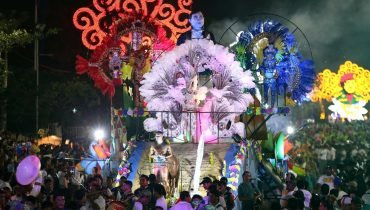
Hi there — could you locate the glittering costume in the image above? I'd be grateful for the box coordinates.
[260,44,278,106]
[235,19,315,105]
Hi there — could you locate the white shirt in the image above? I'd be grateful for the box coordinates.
[317,175,335,190]
[170,201,193,210]
[362,190,370,205]
[156,196,167,210]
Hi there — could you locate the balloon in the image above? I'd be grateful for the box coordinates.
[30,172,43,197]
[16,155,41,185]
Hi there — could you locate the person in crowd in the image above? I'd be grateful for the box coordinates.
[317,166,335,190]
[153,183,167,210]
[292,190,305,210]
[170,191,192,210]
[204,189,224,210]
[53,190,69,210]
[120,180,136,209]
[200,177,212,204]
[134,174,151,197]
[362,182,370,210]
[112,176,127,199]
[85,177,105,210]
[191,194,203,210]
[238,171,261,210]
[288,179,312,209]
[310,193,321,210]
[217,180,235,210]
[133,191,151,210]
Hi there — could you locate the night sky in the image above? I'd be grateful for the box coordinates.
[2,0,370,74]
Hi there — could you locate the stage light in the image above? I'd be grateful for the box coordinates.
[94,129,105,140]
[287,126,295,135]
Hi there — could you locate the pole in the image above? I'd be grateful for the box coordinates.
[34,0,39,132]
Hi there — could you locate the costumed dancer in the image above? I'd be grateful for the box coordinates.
[149,132,179,196]
[260,44,278,107]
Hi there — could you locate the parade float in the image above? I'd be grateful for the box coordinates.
[71,0,315,200]
[311,61,369,121]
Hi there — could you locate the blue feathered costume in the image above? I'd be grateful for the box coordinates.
[235,20,315,106]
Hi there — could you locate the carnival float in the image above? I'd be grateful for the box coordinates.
[41,0,315,200]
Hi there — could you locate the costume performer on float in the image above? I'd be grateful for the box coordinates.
[176,10,215,45]
[149,132,179,196]
[260,44,279,107]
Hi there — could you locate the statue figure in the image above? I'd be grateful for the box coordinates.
[177,10,215,45]
[149,131,179,196]
[260,44,278,107]
[131,46,150,107]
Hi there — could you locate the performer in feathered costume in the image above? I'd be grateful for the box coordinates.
[75,35,121,97]
[235,20,315,106]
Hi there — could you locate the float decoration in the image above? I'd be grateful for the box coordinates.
[75,11,165,98]
[140,39,256,140]
[311,61,369,121]
[235,19,315,106]
[73,0,192,50]
[228,140,260,193]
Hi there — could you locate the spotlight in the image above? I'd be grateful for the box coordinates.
[94,129,105,140]
[287,126,295,135]
[232,134,242,143]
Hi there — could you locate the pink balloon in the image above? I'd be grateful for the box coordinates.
[16,155,41,185]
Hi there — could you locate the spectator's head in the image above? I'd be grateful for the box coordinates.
[87,177,99,191]
[138,190,151,205]
[326,166,333,176]
[296,179,306,190]
[200,177,212,190]
[139,174,149,188]
[320,184,330,196]
[180,191,191,202]
[44,177,54,191]
[191,194,203,208]
[242,171,252,183]
[122,180,133,193]
[94,174,103,187]
[208,189,220,205]
[149,174,157,184]
[155,207,164,210]
[310,193,320,210]
[153,184,166,198]
[217,180,227,192]
[119,176,127,186]
[219,177,228,184]
[329,188,339,198]
[53,191,66,210]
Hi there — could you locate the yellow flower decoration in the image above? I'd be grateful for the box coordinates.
[311,61,370,103]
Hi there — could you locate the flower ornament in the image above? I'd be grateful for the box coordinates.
[140,39,255,139]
